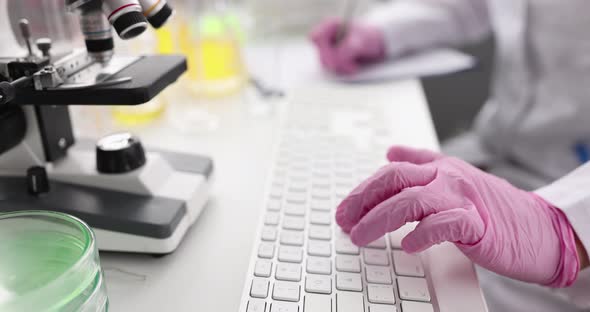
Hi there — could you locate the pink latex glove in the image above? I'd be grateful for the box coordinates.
[337,146,580,287]
[310,18,386,75]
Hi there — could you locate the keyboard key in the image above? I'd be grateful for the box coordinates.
[273,177,286,187]
[258,243,275,259]
[278,246,303,263]
[312,170,331,179]
[334,179,355,190]
[270,187,283,199]
[311,178,331,188]
[247,299,266,312]
[311,189,331,200]
[286,193,307,204]
[336,272,363,292]
[389,224,414,249]
[310,199,332,212]
[367,284,395,305]
[334,169,354,178]
[284,203,306,216]
[304,294,332,312]
[335,194,347,201]
[283,216,305,231]
[397,276,431,302]
[335,255,361,273]
[310,212,332,225]
[307,240,331,257]
[305,275,332,294]
[275,167,288,177]
[306,256,332,275]
[273,281,300,302]
[290,161,310,171]
[336,237,360,255]
[289,160,309,171]
[334,184,353,195]
[308,225,332,240]
[250,278,269,298]
[276,263,302,282]
[336,292,364,312]
[364,249,389,266]
[268,199,282,211]
[254,260,272,277]
[288,182,308,193]
[369,304,397,312]
[392,250,425,277]
[265,212,280,226]
[271,301,299,312]
[365,265,392,284]
[261,227,278,242]
[289,178,309,187]
[400,301,434,312]
[366,236,387,249]
[281,230,305,246]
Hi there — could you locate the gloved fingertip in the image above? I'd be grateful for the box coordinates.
[310,29,326,45]
[350,227,369,247]
[401,238,423,254]
[386,146,401,162]
[336,208,355,232]
[310,18,341,42]
[401,245,419,254]
[386,145,443,164]
[335,62,359,76]
[319,54,335,71]
[400,232,430,254]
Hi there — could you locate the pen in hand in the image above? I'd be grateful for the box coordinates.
[334,0,360,43]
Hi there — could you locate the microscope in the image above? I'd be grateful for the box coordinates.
[0,0,213,254]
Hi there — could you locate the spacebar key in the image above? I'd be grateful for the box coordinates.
[337,292,364,312]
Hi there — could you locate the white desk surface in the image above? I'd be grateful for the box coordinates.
[89,38,439,312]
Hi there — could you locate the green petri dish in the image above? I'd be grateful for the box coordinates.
[0,211,108,312]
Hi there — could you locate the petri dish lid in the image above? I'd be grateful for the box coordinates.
[0,211,100,312]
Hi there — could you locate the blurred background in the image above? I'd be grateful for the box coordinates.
[0,0,493,143]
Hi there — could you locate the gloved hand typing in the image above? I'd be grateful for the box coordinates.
[337,146,580,287]
[310,18,386,75]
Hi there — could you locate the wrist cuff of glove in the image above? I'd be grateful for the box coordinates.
[533,194,581,288]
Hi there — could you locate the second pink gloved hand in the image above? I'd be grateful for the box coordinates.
[310,18,386,75]
[337,146,580,287]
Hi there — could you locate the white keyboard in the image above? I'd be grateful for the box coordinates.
[238,99,437,312]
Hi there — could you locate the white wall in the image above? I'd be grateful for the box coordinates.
[0,0,20,57]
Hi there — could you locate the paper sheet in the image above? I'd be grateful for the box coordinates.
[334,49,477,83]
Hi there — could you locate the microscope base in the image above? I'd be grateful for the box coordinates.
[0,150,213,254]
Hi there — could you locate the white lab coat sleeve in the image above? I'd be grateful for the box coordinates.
[535,163,590,308]
[360,0,491,58]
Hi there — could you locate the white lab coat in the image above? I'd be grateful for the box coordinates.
[362,0,590,310]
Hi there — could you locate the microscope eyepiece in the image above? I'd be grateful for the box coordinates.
[138,0,173,29]
[103,0,148,39]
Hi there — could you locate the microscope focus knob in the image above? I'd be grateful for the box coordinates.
[36,38,52,57]
[96,132,146,174]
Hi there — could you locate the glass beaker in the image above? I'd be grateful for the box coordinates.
[188,0,247,98]
[0,211,108,312]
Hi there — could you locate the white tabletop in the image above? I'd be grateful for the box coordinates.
[93,38,439,312]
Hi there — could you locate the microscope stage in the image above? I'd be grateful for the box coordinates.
[11,55,187,106]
